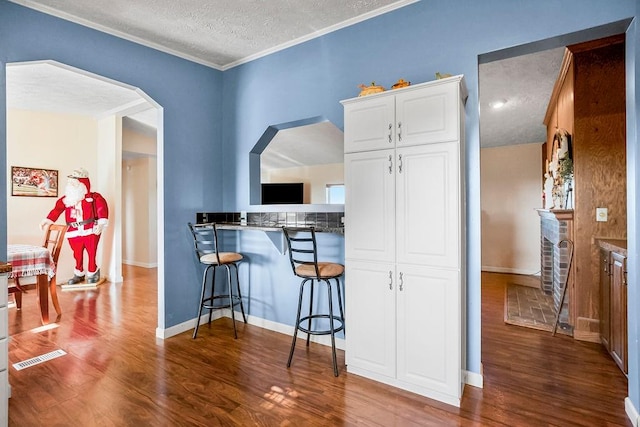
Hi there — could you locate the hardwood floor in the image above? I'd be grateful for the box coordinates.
[7,267,630,426]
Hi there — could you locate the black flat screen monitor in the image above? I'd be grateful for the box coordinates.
[261,183,304,204]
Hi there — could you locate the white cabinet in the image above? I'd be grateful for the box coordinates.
[344,149,395,262]
[344,78,461,153]
[342,75,466,407]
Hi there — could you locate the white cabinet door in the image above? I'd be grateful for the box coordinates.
[344,96,395,153]
[396,142,460,268]
[395,81,459,146]
[345,149,395,263]
[396,264,461,402]
[345,260,396,378]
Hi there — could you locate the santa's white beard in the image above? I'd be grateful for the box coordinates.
[64,183,87,207]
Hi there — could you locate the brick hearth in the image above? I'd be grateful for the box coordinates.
[538,209,574,331]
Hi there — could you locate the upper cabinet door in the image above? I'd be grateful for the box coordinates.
[344,96,395,153]
[395,82,459,147]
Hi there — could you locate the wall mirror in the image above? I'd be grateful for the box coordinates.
[249,116,344,206]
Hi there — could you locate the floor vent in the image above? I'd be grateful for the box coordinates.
[13,349,67,371]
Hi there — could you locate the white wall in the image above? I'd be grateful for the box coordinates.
[264,163,343,204]
[122,156,157,267]
[481,142,542,275]
[122,126,157,267]
[7,109,99,282]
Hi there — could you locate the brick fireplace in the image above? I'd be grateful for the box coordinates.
[538,209,574,332]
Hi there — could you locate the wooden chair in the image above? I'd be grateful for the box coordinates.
[9,224,68,315]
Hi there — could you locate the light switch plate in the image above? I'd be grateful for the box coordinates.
[596,207,608,222]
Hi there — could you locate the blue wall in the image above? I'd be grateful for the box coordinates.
[1,0,638,412]
[220,0,638,406]
[0,0,224,328]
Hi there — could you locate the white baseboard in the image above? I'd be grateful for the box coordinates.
[123,260,158,268]
[464,366,483,388]
[156,310,345,350]
[626,397,639,427]
[481,266,540,276]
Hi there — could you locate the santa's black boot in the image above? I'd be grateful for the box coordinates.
[68,275,85,285]
[87,269,101,284]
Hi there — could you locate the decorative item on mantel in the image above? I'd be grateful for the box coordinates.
[358,81,385,97]
[544,129,574,210]
[435,72,453,79]
[391,78,410,89]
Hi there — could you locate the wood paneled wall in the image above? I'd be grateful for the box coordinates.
[544,35,626,342]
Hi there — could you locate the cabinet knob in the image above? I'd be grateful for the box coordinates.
[388,271,393,290]
[397,122,402,142]
[388,155,393,174]
[399,272,404,291]
[388,123,393,143]
[398,154,403,173]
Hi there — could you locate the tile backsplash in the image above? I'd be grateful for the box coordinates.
[196,211,343,229]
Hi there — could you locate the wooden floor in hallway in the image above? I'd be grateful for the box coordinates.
[6,266,630,426]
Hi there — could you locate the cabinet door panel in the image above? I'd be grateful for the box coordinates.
[345,261,396,378]
[395,82,459,146]
[396,143,459,268]
[599,250,610,351]
[345,150,395,262]
[396,265,461,398]
[344,96,395,153]
[610,252,627,374]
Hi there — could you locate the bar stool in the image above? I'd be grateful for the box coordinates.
[188,222,247,339]
[283,226,345,376]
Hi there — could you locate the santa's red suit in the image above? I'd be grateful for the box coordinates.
[41,169,108,284]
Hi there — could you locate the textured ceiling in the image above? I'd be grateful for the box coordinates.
[479,47,566,148]
[7,62,142,116]
[6,0,565,149]
[10,0,415,69]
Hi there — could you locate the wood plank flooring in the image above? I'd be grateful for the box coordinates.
[7,267,630,426]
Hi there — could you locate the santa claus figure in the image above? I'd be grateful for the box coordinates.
[40,168,109,285]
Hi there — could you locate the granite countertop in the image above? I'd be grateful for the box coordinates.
[596,238,627,256]
[0,262,12,274]
[216,222,344,234]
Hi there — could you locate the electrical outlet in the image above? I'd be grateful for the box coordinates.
[596,207,608,222]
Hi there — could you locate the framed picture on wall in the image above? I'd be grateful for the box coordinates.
[11,166,59,197]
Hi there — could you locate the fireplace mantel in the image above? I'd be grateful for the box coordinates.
[536,209,574,221]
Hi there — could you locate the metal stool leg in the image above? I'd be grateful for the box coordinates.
[335,277,345,328]
[288,278,308,368]
[233,263,247,323]
[208,267,217,326]
[226,264,238,339]
[193,265,211,339]
[326,279,339,377]
[306,280,314,347]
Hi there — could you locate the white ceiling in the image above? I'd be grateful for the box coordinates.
[5,0,565,150]
[262,121,344,171]
[10,0,415,70]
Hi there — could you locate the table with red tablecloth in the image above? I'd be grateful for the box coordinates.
[8,244,55,324]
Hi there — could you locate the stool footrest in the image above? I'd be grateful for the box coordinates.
[297,314,344,335]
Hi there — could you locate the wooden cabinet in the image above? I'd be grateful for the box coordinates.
[610,251,627,374]
[342,76,466,407]
[599,249,610,351]
[598,243,627,375]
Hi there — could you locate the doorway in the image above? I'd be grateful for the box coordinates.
[6,60,163,330]
[478,30,629,396]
